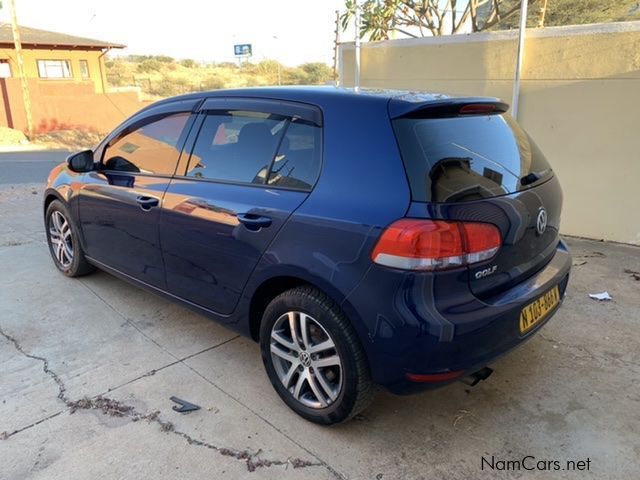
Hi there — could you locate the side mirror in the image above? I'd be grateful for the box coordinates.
[67,150,94,173]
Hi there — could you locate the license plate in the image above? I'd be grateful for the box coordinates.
[519,285,560,334]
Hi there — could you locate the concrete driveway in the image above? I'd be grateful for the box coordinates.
[1,176,639,478]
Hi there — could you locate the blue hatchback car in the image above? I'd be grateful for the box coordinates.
[44,87,570,424]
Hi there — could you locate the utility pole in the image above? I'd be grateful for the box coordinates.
[8,0,33,135]
[272,35,281,86]
[511,0,529,120]
[354,0,361,92]
[332,10,341,85]
[537,0,548,28]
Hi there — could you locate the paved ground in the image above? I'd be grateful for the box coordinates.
[0,172,639,478]
[0,151,70,185]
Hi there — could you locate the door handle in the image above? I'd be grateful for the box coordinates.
[136,195,159,211]
[237,213,272,231]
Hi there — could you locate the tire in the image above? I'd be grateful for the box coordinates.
[260,286,373,424]
[45,199,95,277]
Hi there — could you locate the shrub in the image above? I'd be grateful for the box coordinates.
[216,62,238,69]
[283,67,309,85]
[180,58,197,68]
[148,79,178,97]
[148,75,192,97]
[201,77,225,90]
[137,59,162,73]
[300,62,333,84]
[154,55,174,63]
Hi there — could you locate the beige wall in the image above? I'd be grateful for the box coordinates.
[340,22,640,245]
[0,47,108,93]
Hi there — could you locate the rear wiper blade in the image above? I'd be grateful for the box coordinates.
[520,169,551,186]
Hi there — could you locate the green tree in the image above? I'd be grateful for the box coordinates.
[343,0,640,40]
[341,0,540,39]
[498,0,640,29]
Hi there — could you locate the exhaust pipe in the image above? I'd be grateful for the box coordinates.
[460,367,493,387]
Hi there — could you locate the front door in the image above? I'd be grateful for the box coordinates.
[78,112,193,288]
[159,99,323,314]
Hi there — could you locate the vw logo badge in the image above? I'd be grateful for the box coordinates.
[536,208,548,236]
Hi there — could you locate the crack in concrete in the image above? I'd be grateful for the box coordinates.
[0,328,70,404]
[65,396,318,472]
[0,239,33,247]
[75,277,345,477]
[0,326,323,473]
[181,360,347,480]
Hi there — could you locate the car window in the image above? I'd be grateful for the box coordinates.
[186,111,286,184]
[392,114,552,202]
[267,120,321,190]
[103,112,191,175]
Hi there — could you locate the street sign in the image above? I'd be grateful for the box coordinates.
[234,44,252,57]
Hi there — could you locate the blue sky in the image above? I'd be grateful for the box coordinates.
[0,0,349,65]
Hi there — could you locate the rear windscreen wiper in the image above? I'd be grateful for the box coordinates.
[520,169,551,186]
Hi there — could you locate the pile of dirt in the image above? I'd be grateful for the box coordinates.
[0,126,28,145]
[32,129,103,151]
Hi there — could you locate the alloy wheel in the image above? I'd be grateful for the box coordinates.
[49,210,74,268]
[270,311,343,409]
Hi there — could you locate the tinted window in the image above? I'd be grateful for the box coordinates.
[392,114,552,203]
[103,113,190,175]
[267,120,321,190]
[186,111,286,184]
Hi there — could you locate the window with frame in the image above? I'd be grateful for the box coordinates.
[37,60,72,79]
[0,60,11,78]
[103,112,191,175]
[79,60,90,79]
[267,120,321,190]
[187,111,285,184]
[186,110,321,190]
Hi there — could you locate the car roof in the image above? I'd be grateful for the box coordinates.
[141,85,506,119]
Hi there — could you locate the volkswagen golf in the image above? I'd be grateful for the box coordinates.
[44,87,570,424]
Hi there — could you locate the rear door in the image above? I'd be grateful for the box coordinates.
[393,104,562,298]
[79,109,195,288]
[159,98,322,315]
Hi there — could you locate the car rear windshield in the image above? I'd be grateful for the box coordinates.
[392,114,552,203]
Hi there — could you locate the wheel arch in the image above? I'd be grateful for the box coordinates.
[247,272,361,343]
[43,189,64,215]
[249,276,312,342]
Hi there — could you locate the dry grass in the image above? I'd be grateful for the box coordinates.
[106,57,334,100]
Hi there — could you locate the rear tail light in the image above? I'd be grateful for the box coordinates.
[371,219,501,271]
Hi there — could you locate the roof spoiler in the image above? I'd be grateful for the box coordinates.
[389,97,510,120]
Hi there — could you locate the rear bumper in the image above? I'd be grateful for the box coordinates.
[343,239,571,395]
